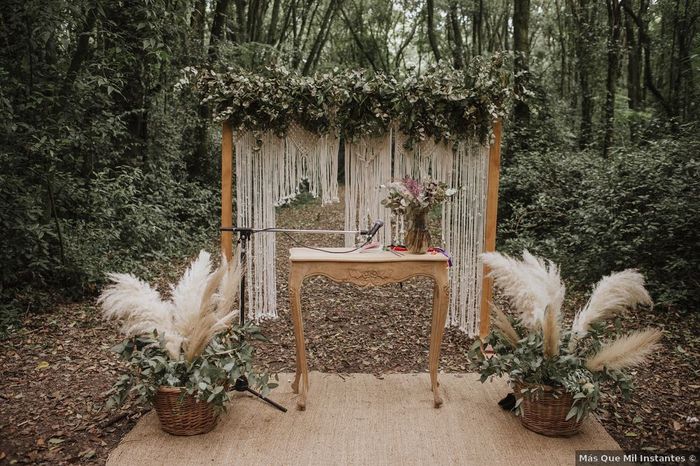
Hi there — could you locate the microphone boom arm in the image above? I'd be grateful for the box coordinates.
[221,224,384,238]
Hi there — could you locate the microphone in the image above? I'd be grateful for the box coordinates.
[365,220,384,241]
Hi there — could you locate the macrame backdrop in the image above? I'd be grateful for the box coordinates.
[234,132,279,320]
[343,131,393,247]
[234,127,489,335]
[441,141,489,334]
[393,134,489,335]
[234,129,339,320]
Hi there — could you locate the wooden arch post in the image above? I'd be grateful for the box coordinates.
[479,120,502,339]
[221,121,234,261]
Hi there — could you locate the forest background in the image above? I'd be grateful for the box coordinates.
[1,0,698,330]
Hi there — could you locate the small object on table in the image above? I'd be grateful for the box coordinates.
[359,241,382,253]
[405,210,431,254]
[427,247,453,267]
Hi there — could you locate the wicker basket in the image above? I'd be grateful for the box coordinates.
[514,383,584,437]
[153,386,218,436]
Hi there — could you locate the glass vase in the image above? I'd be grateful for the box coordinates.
[405,210,430,254]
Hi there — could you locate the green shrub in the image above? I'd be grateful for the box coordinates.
[63,167,218,290]
[0,164,218,331]
[499,129,699,308]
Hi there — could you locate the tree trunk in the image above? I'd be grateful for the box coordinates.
[302,0,337,75]
[472,0,483,56]
[602,0,622,158]
[503,3,510,51]
[676,0,695,120]
[267,0,282,44]
[394,15,419,68]
[554,0,567,98]
[668,0,680,111]
[234,0,247,44]
[569,0,595,148]
[209,0,232,59]
[190,0,207,56]
[624,0,643,141]
[194,0,231,180]
[62,6,97,94]
[311,11,335,71]
[275,0,295,47]
[621,0,673,116]
[340,6,380,71]
[426,0,441,62]
[299,1,321,63]
[449,3,465,69]
[513,0,531,127]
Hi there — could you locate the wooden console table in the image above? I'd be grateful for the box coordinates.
[288,247,450,410]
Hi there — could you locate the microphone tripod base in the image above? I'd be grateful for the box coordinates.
[233,376,287,413]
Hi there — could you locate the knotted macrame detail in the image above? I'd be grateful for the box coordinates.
[287,122,340,205]
[441,140,489,334]
[343,131,393,247]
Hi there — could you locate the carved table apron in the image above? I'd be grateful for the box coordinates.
[288,247,450,410]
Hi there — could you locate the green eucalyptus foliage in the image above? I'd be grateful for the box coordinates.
[468,320,633,422]
[196,53,513,144]
[108,323,277,412]
[399,55,512,146]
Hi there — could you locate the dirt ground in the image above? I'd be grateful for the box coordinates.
[1,195,697,465]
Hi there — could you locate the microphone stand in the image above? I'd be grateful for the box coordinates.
[232,228,287,413]
[221,224,381,413]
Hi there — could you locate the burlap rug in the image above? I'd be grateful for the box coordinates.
[108,372,619,465]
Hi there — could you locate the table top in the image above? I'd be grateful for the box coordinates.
[289,247,449,263]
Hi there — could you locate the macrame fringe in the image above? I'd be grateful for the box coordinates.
[287,123,340,205]
[343,131,393,247]
[441,140,489,335]
[235,132,280,320]
[235,129,339,320]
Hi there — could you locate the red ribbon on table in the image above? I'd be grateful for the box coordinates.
[387,245,453,266]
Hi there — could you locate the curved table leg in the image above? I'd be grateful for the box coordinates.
[289,269,308,410]
[429,270,450,408]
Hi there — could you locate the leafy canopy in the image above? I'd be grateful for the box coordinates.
[195,53,513,145]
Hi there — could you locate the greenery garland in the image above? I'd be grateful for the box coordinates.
[398,54,511,146]
[196,53,513,145]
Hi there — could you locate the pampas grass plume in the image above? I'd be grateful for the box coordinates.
[543,304,560,358]
[572,270,652,337]
[99,248,242,361]
[490,302,520,347]
[482,250,565,329]
[585,329,662,372]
